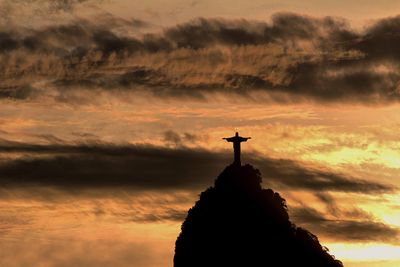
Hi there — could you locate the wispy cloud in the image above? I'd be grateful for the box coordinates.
[0,140,393,194]
[2,13,400,103]
[292,206,399,243]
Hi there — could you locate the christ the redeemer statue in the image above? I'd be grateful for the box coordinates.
[223,132,251,166]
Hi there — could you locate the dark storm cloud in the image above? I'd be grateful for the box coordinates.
[0,143,225,189]
[0,32,18,52]
[0,85,38,100]
[0,140,394,194]
[292,207,399,243]
[254,158,393,193]
[351,15,400,62]
[0,12,350,53]
[131,208,187,223]
[2,23,142,55]
[160,14,356,49]
[3,13,400,103]
[284,62,400,102]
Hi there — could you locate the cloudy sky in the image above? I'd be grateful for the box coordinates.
[1,0,400,266]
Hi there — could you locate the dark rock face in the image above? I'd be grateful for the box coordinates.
[174,164,343,267]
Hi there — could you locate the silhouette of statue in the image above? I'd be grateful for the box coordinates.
[174,136,343,267]
[223,132,251,166]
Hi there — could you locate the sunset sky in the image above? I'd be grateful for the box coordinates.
[1,0,400,266]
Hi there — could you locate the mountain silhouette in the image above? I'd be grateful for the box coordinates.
[174,164,343,267]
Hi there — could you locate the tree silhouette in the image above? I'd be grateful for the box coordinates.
[174,164,343,267]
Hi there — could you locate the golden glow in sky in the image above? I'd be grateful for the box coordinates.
[1,0,400,266]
